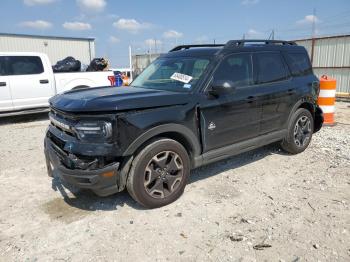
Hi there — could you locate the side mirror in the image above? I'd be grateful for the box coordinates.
[209,80,236,97]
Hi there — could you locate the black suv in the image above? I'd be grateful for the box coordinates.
[45,40,323,208]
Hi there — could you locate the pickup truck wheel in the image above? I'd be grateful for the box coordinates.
[126,138,190,208]
[281,108,314,154]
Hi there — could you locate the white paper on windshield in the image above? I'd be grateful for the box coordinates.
[170,72,193,84]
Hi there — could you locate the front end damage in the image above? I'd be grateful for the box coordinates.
[44,109,125,196]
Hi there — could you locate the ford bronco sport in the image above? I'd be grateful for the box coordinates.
[45,40,324,208]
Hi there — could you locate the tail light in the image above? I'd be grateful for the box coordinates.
[108,75,116,86]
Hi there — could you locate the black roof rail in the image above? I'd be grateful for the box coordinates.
[225,39,297,48]
[169,40,297,53]
[169,44,225,52]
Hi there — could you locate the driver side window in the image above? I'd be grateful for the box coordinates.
[214,53,253,88]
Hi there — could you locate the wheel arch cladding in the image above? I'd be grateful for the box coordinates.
[298,101,314,115]
[123,124,201,160]
[287,99,313,125]
[298,101,324,132]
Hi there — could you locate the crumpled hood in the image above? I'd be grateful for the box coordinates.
[50,86,191,112]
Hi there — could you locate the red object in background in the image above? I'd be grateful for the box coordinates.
[108,75,116,86]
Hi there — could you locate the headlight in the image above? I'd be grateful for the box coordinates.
[74,121,113,141]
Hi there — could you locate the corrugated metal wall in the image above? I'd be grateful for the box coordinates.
[132,53,161,77]
[0,34,95,65]
[295,35,350,94]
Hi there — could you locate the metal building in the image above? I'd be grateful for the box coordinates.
[132,53,161,77]
[0,33,95,65]
[295,34,350,96]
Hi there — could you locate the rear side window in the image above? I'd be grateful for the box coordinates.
[255,52,288,84]
[0,57,6,76]
[284,52,312,76]
[8,56,44,75]
[214,53,253,87]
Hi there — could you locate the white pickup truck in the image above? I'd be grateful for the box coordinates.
[0,52,116,116]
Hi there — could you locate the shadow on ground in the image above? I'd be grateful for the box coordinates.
[51,143,286,212]
[51,175,145,211]
[0,112,49,126]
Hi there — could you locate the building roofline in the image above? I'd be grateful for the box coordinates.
[0,32,95,41]
[294,34,350,42]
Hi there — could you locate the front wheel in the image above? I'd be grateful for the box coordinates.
[281,108,314,154]
[126,138,190,208]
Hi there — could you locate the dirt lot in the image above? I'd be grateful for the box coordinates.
[0,103,349,262]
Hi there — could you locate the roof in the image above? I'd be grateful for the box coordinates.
[165,47,222,58]
[0,32,95,41]
[0,51,49,57]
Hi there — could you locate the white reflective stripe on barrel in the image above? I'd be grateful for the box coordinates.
[320,105,335,114]
[319,89,336,98]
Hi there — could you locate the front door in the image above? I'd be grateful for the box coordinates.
[7,56,54,110]
[199,52,261,153]
[0,57,13,112]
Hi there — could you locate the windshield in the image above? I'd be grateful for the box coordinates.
[131,57,210,92]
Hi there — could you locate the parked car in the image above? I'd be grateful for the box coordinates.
[45,40,323,208]
[0,52,115,116]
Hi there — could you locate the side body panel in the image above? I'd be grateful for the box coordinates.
[0,75,13,112]
[54,71,115,94]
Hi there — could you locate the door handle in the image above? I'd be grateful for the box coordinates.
[0,82,6,87]
[40,79,49,84]
[246,96,256,103]
[287,88,296,95]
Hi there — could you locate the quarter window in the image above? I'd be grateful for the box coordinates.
[255,53,288,84]
[284,52,312,76]
[8,56,44,75]
[213,53,253,87]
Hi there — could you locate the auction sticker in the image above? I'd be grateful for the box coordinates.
[170,72,193,84]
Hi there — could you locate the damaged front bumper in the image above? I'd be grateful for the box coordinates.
[44,129,121,197]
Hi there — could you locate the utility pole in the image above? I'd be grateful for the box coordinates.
[312,8,316,38]
[213,39,216,44]
[310,8,316,65]
[129,45,133,80]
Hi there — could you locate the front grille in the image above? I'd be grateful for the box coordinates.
[47,131,65,149]
[49,108,77,138]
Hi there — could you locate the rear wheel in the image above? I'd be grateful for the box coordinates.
[281,108,314,154]
[126,138,190,208]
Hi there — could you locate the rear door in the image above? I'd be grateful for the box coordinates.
[7,56,54,110]
[253,52,294,134]
[0,57,13,112]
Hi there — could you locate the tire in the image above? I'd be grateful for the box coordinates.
[126,138,190,208]
[281,108,314,154]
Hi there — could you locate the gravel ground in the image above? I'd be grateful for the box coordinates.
[0,102,349,262]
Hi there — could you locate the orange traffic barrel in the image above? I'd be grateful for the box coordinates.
[317,75,336,125]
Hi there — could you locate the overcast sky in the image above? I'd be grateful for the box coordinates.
[1,0,350,67]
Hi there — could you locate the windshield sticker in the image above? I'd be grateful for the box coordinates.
[170,72,193,84]
[183,84,191,89]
